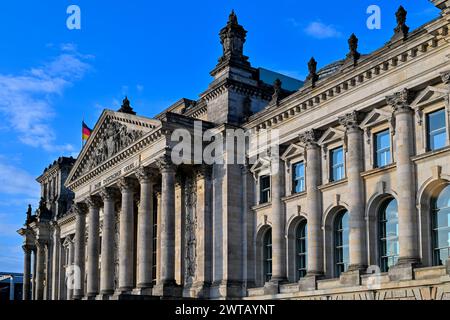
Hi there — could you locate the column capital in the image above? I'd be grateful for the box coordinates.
[386,88,415,114]
[86,195,102,209]
[299,129,321,149]
[338,110,364,132]
[118,177,138,193]
[74,202,88,216]
[156,155,176,173]
[195,165,212,181]
[22,244,32,253]
[135,166,156,184]
[100,187,118,202]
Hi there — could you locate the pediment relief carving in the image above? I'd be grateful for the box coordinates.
[67,111,160,186]
[360,108,392,129]
[317,127,345,146]
[81,120,144,175]
[281,143,304,161]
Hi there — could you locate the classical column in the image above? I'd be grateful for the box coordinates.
[66,237,75,300]
[135,167,155,292]
[155,156,177,294]
[270,157,287,283]
[31,248,36,300]
[22,245,32,300]
[339,111,367,271]
[51,223,61,300]
[387,89,420,266]
[300,130,324,277]
[58,240,66,300]
[193,166,213,294]
[73,204,87,299]
[117,177,138,293]
[99,188,116,296]
[35,240,46,300]
[86,196,102,298]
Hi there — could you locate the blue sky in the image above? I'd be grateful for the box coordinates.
[0,0,439,272]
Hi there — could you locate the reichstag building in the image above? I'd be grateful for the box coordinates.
[18,0,450,300]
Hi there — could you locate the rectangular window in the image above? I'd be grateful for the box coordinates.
[292,162,305,194]
[260,175,271,204]
[427,109,447,151]
[330,147,345,182]
[375,130,391,168]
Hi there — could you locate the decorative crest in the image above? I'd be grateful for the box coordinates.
[346,33,361,65]
[306,57,319,88]
[393,6,409,41]
[118,96,136,115]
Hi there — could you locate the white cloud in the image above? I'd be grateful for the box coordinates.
[0,45,93,152]
[304,21,342,39]
[0,161,40,198]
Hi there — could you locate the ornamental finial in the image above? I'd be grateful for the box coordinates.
[118,96,136,115]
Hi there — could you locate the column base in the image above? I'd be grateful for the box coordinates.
[263,278,287,295]
[152,281,182,298]
[299,274,322,291]
[132,287,153,296]
[82,295,97,301]
[96,293,113,300]
[209,280,246,299]
[340,269,363,287]
[388,258,420,281]
[183,281,211,299]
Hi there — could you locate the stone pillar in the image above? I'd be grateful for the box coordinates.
[22,245,32,300]
[35,240,46,300]
[190,166,213,297]
[99,188,116,296]
[31,248,36,300]
[154,156,178,296]
[135,167,155,293]
[270,157,287,284]
[67,238,74,300]
[117,177,137,293]
[58,241,66,300]
[51,223,60,300]
[86,196,102,298]
[339,111,367,272]
[73,204,87,299]
[300,130,324,282]
[387,89,420,268]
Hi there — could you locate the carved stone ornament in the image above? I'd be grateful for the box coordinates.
[441,71,450,85]
[386,88,415,113]
[86,196,102,209]
[82,120,144,174]
[299,129,321,147]
[135,167,155,183]
[117,177,138,193]
[338,111,364,131]
[73,202,87,216]
[100,187,117,202]
[393,6,409,40]
[306,57,319,87]
[156,154,175,172]
[271,79,283,106]
[184,177,197,284]
[346,33,361,65]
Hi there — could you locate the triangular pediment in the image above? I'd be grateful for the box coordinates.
[281,143,303,161]
[360,108,392,129]
[66,110,161,187]
[250,156,271,173]
[411,86,449,109]
[318,127,345,145]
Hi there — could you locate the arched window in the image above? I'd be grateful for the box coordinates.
[379,198,399,272]
[263,229,272,283]
[296,221,307,280]
[335,210,349,277]
[432,185,450,266]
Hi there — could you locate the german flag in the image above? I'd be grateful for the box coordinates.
[82,121,92,142]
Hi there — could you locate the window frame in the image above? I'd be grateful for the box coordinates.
[431,184,450,266]
[426,108,447,152]
[330,146,345,182]
[374,129,392,168]
[378,198,399,272]
[295,220,308,280]
[292,161,306,194]
[263,229,273,283]
[334,210,350,277]
[259,175,271,205]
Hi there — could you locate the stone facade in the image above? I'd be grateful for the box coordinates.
[18,1,450,300]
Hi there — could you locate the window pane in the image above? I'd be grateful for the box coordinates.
[432,185,450,266]
[293,162,305,193]
[427,109,447,151]
[375,130,391,167]
[260,176,271,204]
[335,210,349,276]
[331,147,344,181]
[379,198,399,272]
